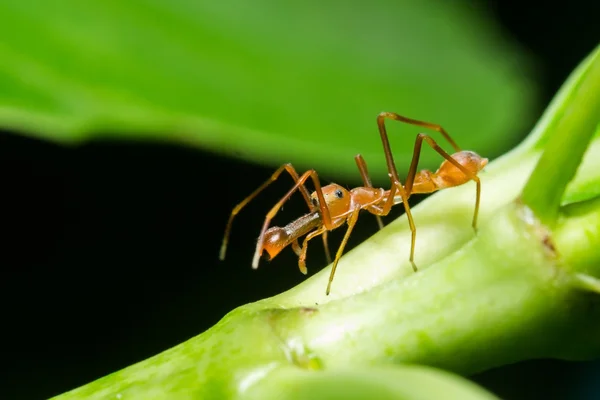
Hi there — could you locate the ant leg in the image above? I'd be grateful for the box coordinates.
[377,111,461,152]
[322,230,332,265]
[392,181,418,272]
[355,154,384,230]
[293,235,330,266]
[291,240,302,257]
[296,228,331,267]
[297,226,328,274]
[220,163,315,260]
[326,207,361,295]
[369,180,419,273]
[405,134,482,231]
[375,115,419,272]
[253,169,334,269]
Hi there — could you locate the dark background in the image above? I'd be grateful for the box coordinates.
[2,2,599,399]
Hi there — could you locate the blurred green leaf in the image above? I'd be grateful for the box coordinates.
[0,0,535,181]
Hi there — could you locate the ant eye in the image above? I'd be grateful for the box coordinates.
[334,189,344,199]
[311,197,318,206]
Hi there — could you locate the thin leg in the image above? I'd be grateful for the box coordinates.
[391,181,418,272]
[377,112,461,152]
[321,231,332,265]
[220,163,315,260]
[291,240,302,257]
[298,226,328,274]
[355,154,384,230]
[369,181,417,269]
[403,133,481,230]
[367,171,417,272]
[253,169,334,269]
[293,226,331,267]
[374,114,426,272]
[326,207,361,295]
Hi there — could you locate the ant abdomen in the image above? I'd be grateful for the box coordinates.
[435,151,488,187]
[452,151,488,172]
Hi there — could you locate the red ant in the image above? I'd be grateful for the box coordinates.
[220,112,488,295]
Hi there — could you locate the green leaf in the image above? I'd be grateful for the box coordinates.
[0,0,534,180]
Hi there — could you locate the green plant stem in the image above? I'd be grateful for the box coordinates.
[242,365,500,400]
[54,185,600,400]
[268,202,600,373]
[521,47,600,227]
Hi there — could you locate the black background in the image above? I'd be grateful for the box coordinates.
[2,2,600,399]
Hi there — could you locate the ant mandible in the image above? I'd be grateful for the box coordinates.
[220,112,488,295]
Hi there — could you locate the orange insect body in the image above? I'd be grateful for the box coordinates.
[220,112,488,295]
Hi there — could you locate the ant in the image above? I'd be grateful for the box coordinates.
[220,112,488,295]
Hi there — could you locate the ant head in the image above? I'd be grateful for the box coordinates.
[310,184,351,216]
